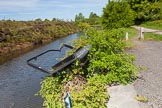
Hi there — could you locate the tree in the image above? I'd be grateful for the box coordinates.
[75,13,85,23]
[102,1,135,29]
[88,12,100,25]
[52,18,57,22]
[35,18,42,22]
[127,0,162,24]
[44,19,50,22]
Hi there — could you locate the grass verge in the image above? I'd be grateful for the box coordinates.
[124,27,138,39]
[141,20,162,30]
[144,33,162,41]
[123,27,138,48]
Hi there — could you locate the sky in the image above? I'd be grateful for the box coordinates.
[0,0,108,21]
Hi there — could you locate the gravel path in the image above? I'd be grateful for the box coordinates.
[129,27,162,108]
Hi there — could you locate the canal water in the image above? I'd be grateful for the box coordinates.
[0,33,82,108]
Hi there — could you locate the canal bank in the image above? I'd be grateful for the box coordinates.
[0,21,79,65]
[0,31,78,65]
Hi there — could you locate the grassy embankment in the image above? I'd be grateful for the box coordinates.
[141,20,162,41]
[0,20,79,64]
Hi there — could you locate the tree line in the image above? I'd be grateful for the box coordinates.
[102,0,162,29]
[74,0,162,30]
[75,12,100,25]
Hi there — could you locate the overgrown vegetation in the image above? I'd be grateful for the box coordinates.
[0,20,79,52]
[0,20,78,43]
[39,28,138,108]
[87,28,137,84]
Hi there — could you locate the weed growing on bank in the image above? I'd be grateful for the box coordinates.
[39,28,138,108]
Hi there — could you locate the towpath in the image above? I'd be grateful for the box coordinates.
[132,26,162,108]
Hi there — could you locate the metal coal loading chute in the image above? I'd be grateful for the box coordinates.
[27,44,90,76]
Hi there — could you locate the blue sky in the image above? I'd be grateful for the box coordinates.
[0,0,108,21]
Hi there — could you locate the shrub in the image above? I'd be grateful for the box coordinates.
[87,28,137,84]
[128,0,162,24]
[39,77,64,107]
[39,28,138,108]
[102,1,135,29]
[77,22,91,31]
[71,77,109,108]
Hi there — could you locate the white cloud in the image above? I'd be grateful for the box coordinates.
[38,1,75,8]
[0,0,107,11]
[0,0,39,11]
[0,0,39,6]
[0,12,40,16]
[37,0,107,9]
[0,0,108,20]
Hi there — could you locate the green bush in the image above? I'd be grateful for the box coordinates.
[88,28,125,55]
[102,1,135,29]
[77,22,91,32]
[87,28,137,84]
[128,0,162,24]
[71,78,109,108]
[88,53,137,84]
[39,28,137,108]
[39,77,64,108]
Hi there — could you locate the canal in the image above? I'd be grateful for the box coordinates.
[0,33,82,108]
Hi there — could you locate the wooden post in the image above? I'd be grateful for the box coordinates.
[126,32,128,41]
[140,27,144,39]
